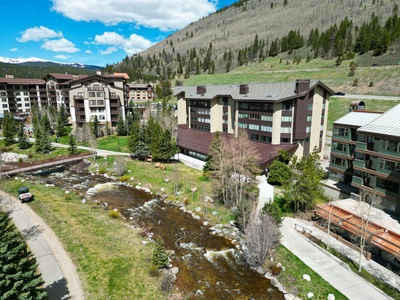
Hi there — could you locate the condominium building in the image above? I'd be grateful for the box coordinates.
[69,73,127,129]
[329,105,400,215]
[174,79,334,166]
[0,75,46,116]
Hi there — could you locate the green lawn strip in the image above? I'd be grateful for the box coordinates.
[1,180,164,300]
[327,98,399,132]
[273,245,348,300]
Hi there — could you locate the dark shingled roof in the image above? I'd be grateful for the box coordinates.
[174,81,333,102]
[0,78,46,85]
[177,124,298,166]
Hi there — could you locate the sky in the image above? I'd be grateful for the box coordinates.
[0,0,236,67]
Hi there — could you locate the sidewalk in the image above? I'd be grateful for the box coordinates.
[281,217,397,300]
[0,191,84,300]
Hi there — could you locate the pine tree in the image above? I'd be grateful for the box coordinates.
[3,112,15,146]
[127,121,141,154]
[93,115,99,138]
[116,115,126,136]
[68,134,77,154]
[0,212,47,299]
[18,122,30,149]
[152,238,169,269]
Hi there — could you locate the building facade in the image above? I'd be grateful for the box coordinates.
[69,74,126,129]
[174,79,334,165]
[329,105,400,215]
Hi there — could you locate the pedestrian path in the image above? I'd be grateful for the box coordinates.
[0,191,84,300]
[280,217,396,300]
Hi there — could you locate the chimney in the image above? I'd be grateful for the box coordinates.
[239,84,249,94]
[197,86,206,94]
[295,79,310,94]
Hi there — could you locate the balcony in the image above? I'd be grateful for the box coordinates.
[353,159,365,169]
[74,101,84,107]
[110,94,120,100]
[73,95,84,100]
[75,110,86,115]
[352,176,363,187]
[110,100,120,107]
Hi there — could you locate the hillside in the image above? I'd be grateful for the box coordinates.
[108,0,399,81]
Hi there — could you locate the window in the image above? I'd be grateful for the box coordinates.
[238,123,247,129]
[98,115,105,120]
[281,127,291,133]
[281,137,290,143]
[260,136,272,142]
[307,115,312,122]
[260,125,272,132]
[307,103,313,111]
[24,103,30,107]
[250,134,259,140]
[89,92,96,97]
[333,142,347,152]
[334,127,349,137]
[376,177,399,193]
[1,98,7,102]
[282,103,292,111]
[238,113,248,118]
[249,124,260,130]
[96,92,103,98]
[2,104,7,108]
[378,159,400,172]
[380,139,400,152]
[249,113,260,120]
[306,127,311,133]
[97,100,104,106]
[89,100,96,105]
[331,157,346,167]
[282,116,292,122]
[261,114,273,121]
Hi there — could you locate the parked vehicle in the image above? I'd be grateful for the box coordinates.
[335,91,346,96]
[17,187,33,203]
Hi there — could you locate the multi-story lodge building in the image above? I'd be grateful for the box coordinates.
[0,75,46,116]
[329,105,400,215]
[174,79,334,166]
[0,72,136,130]
[69,73,127,129]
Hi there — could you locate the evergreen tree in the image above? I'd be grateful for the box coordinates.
[18,122,30,149]
[116,115,126,136]
[68,134,77,154]
[35,127,51,154]
[127,120,141,154]
[152,238,169,269]
[58,104,69,126]
[0,212,47,300]
[93,115,99,138]
[3,112,15,146]
[56,115,67,138]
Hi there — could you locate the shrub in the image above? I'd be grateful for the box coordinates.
[152,238,169,269]
[369,81,374,87]
[99,167,107,174]
[183,198,190,206]
[109,210,119,219]
[120,175,130,182]
[64,193,72,200]
[18,157,24,163]
[148,264,160,277]
[28,153,33,159]
[270,263,282,275]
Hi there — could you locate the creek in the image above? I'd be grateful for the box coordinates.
[40,169,284,300]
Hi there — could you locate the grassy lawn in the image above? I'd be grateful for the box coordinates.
[327,97,399,132]
[96,135,130,153]
[273,245,348,300]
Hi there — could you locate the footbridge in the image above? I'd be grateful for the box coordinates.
[0,153,92,177]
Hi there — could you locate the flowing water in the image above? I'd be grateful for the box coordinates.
[42,170,284,299]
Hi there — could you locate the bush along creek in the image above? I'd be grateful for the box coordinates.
[35,168,285,299]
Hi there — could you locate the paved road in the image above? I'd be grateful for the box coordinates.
[280,218,394,300]
[334,94,400,101]
[0,191,84,300]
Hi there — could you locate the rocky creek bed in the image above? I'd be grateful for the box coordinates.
[25,169,290,299]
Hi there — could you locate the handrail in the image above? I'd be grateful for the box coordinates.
[0,153,92,176]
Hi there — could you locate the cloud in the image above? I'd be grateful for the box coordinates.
[85,50,92,54]
[100,47,118,55]
[10,47,19,52]
[94,32,154,56]
[55,54,69,60]
[17,26,63,42]
[41,38,79,53]
[51,0,216,31]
